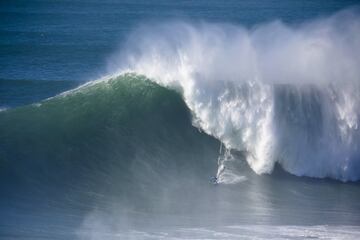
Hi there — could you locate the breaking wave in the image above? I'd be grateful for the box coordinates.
[1,9,360,183]
[107,8,360,181]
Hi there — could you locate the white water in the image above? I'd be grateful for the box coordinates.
[107,9,360,181]
[77,225,360,240]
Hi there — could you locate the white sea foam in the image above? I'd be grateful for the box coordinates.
[77,224,360,240]
[106,9,360,181]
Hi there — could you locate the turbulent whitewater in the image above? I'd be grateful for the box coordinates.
[104,9,360,181]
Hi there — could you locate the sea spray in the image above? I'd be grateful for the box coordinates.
[216,143,247,184]
[108,9,360,181]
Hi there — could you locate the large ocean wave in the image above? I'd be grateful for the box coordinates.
[1,9,360,184]
[104,9,360,181]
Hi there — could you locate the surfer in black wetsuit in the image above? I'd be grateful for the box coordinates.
[210,166,225,184]
[210,176,218,184]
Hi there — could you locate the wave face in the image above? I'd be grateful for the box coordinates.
[0,74,228,237]
[106,9,360,181]
[0,74,218,200]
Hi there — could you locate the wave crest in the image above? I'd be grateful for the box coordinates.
[109,9,360,181]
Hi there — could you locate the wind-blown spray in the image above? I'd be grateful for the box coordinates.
[108,9,360,181]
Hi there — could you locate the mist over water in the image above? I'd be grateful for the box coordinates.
[73,10,360,238]
[108,8,360,181]
[1,3,360,240]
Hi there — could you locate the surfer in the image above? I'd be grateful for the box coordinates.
[210,176,218,185]
[210,166,226,184]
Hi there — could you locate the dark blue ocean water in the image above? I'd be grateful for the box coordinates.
[0,0,358,107]
[1,1,360,239]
